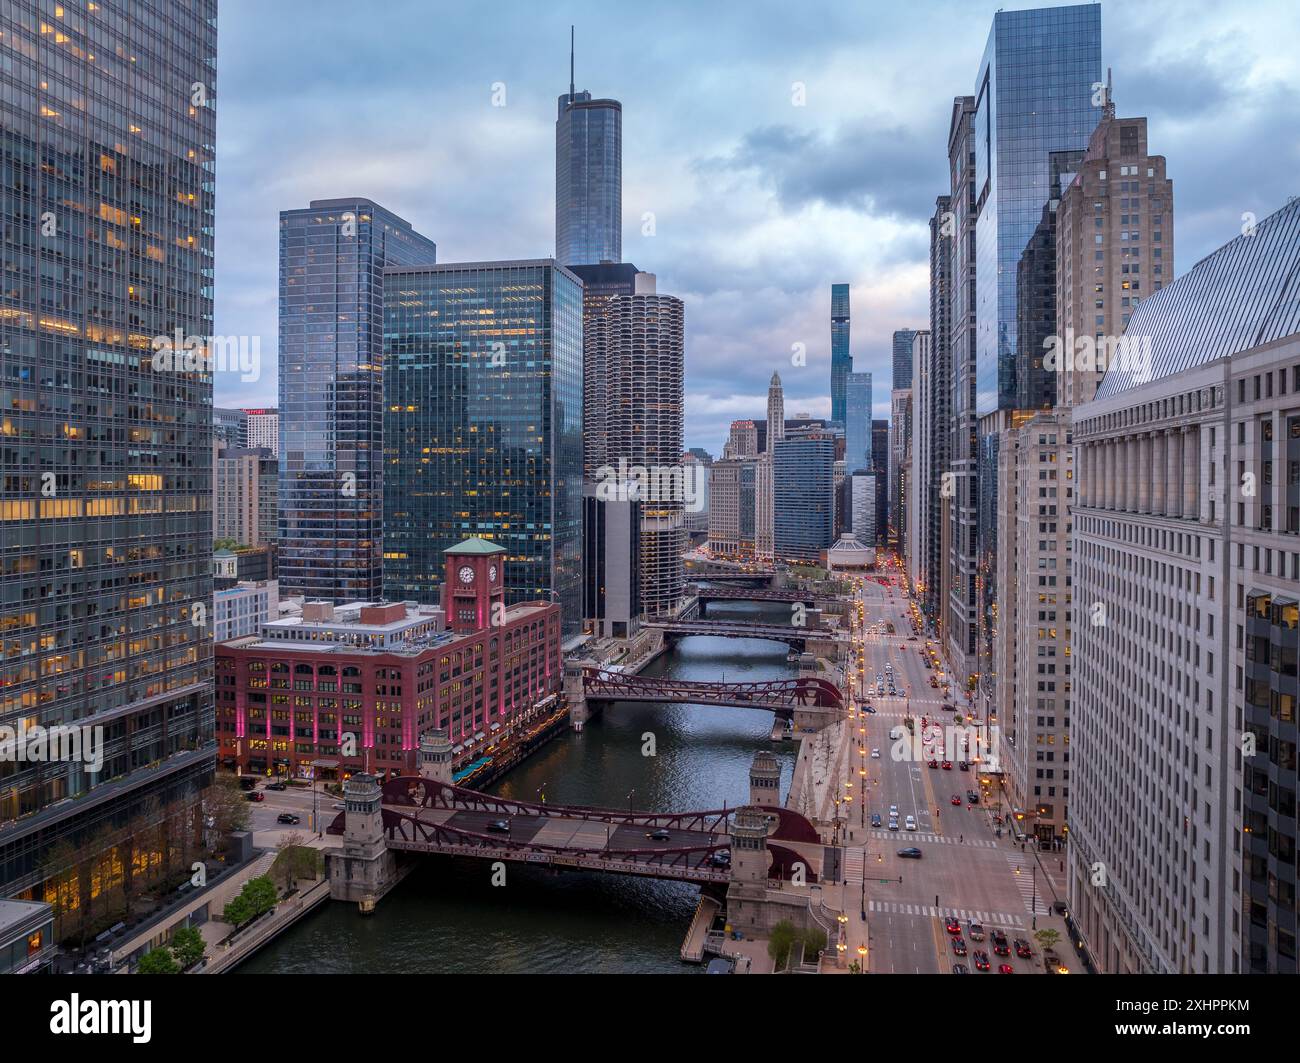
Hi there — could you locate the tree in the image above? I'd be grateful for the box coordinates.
[766,920,798,970]
[222,894,253,929]
[170,926,206,970]
[242,875,278,918]
[137,947,180,975]
[271,838,322,893]
[1034,928,1062,956]
[802,926,827,958]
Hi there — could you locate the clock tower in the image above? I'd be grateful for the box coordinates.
[443,538,507,634]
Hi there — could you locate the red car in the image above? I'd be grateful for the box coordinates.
[998,964,1014,974]
[951,937,967,956]
[945,918,962,935]
[1015,939,1033,959]
[972,950,990,971]
[245,791,264,803]
[993,939,1011,957]
[927,759,939,769]
[950,795,962,806]
[941,761,953,770]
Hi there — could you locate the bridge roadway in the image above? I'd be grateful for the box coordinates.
[644,618,850,648]
[582,668,843,718]
[331,777,828,887]
[691,586,834,606]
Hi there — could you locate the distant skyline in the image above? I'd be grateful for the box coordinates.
[214,0,1300,454]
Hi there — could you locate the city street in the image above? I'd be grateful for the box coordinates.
[843,558,1064,975]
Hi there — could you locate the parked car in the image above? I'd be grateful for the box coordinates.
[245,791,264,803]
[266,781,288,791]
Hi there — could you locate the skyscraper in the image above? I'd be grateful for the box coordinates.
[0,0,218,903]
[871,419,889,544]
[555,36,622,267]
[773,435,836,562]
[892,329,917,389]
[382,259,584,634]
[597,274,686,617]
[569,261,640,479]
[244,409,280,456]
[830,283,851,425]
[845,371,873,473]
[277,199,437,603]
[927,196,953,629]
[756,371,785,560]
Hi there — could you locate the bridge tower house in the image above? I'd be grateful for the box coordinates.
[725,806,774,932]
[749,750,782,808]
[564,661,591,731]
[419,728,454,785]
[327,772,402,912]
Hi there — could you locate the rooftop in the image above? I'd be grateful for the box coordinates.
[1095,197,1300,400]
[445,537,506,556]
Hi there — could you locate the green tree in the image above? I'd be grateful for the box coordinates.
[137,947,179,975]
[271,838,322,892]
[170,926,206,970]
[801,926,827,958]
[222,894,253,928]
[242,875,278,917]
[1034,928,1061,953]
[766,920,798,970]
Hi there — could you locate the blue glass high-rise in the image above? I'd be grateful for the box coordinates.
[773,435,836,562]
[830,283,851,425]
[278,199,437,603]
[973,3,1102,417]
[844,372,873,473]
[382,260,584,634]
[556,92,622,266]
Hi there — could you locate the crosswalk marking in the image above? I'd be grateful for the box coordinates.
[1004,853,1052,914]
[866,829,997,849]
[866,900,1026,930]
[843,848,864,885]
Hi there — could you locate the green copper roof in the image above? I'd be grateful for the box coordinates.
[444,537,506,556]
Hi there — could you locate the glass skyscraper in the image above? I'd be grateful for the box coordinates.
[830,283,851,424]
[0,0,217,901]
[973,3,1102,417]
[773,435,836,563]
[892,329,917,389]
[844,371,873,473]
[556,91,622,266]
[277,199,437,603]
[382,260,584,634]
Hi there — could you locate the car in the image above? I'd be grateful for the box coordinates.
[951,937,967,956]
[238,778,258,791]
[941,761,953,770]
[993,940,1011,957]
[708,850,731,867]
[950,795,962,806]
[646,828,671,841]
[908,635,918,641]
[967,791,981,804]
[945,918,962,935]
[1015,939,1033,959]
[276,813,300,825]
[904,815,917,831]
[266,781,288,791]
[896,847,922,859]
[927,759,939,769]
[870,813,882,827]
[888,818,899,832]
[245,791,264,802]
[973,951,991,971]
[888,804,898,817]
[332,802,345,811]
[487,819,511,833]
[952,963,969,974]
[958,761,969,772]
[870,748,881,758]
[968,922,985,941]
[862,704,876,714]
[998,964,1014,975]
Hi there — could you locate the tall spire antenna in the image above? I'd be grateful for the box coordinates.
[569,25,575,104]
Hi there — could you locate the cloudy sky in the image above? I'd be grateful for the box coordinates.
[214,0,1300,454]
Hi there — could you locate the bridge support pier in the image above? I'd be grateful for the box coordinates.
[750,750,782,807]
[326,773,405,912]
[725,806,822,936]
[564,663,591,731]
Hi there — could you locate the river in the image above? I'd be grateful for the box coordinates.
[237,602,798,974]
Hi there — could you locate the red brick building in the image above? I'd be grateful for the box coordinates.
[216,538,561,780]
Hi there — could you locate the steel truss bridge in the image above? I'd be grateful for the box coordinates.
[643,618,849,651]
[329,776,823,886]
[582,668,844,719]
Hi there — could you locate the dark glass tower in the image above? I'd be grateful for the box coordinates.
[973,3,1102,417]
[0,0,217,900]
[844,372,873,473]
[892,329,917,389]
[382,260,584,634]
[830,283,851,425]
[556,81,622,267]
[277,199,437,603]
[773,435,836,562]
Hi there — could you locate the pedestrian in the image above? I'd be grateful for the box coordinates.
[959,833,963,843]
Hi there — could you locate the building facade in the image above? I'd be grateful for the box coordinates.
[278,198,437,603]
[214,581,283,644]
[217,541,561,781]
[556,89,622,267]
[214,407,248,450]
[0,0,219,903]
[773,435,835,563]
[568,260,638,480]
[583,487,641,638]
[908,332,932,592]
[830,283,852,425]
[215,447,277,547]
[1070,199,1300,974]
[845,371,873,474]
[244,409,280,456]
[756,372,785,560]
[927,196,954,630]
[382,260,584,634]
[892,329,917,390]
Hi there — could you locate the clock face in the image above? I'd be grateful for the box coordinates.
[458,565,474,585]
[488,565,497,582]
